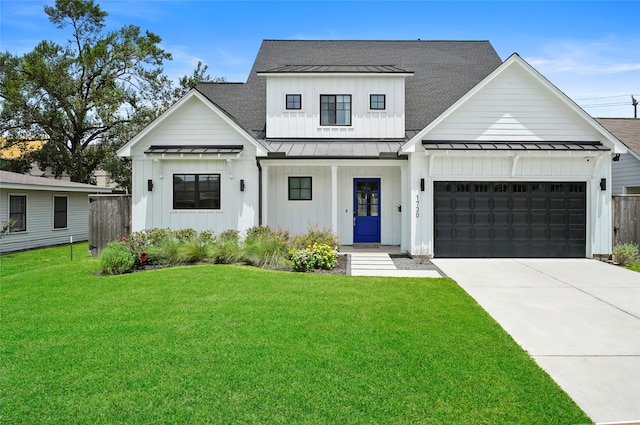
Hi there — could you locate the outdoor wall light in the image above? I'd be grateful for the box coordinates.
[600,178,606,191]
[147,179,153,192]
[420,178,425,192]
[240,179,245,192]
[613,154,620,162]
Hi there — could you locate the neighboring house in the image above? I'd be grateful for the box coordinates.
[595,118,640,194]
[0,138,118,189]
[0,170,112,253]
[118,40,627,258]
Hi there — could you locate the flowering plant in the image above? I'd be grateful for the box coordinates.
[1,219,16,239]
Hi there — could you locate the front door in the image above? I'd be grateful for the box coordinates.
[354,178,381,243]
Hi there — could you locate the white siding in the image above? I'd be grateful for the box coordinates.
[409,151,613,257]
[0,190,92,253]
[129,96,260,234]
[265,75,406,139]
[130,96,257,157]
[265,164,402,245]
[425,65,600,142]
[612,153,640,194]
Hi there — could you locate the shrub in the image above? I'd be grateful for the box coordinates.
[147,237,183,266]
[101,242,135,275]
[173,228,197,243]
[179,234,212,263]
[243,231,290,269]
[613,243,639,266]
[291,224,340,250]
[290,248,315,272]
[210,232,243,264]
[312,243,337,270]
[245,225,273,241]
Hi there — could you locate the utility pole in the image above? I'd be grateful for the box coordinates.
[633,95,638,118]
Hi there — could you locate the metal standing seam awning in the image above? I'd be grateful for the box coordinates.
[144,145,244,155]
[422,141,610,151]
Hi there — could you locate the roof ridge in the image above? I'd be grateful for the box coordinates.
[261,39,492,43]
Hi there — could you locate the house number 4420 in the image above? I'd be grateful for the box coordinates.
[415,195,420,218]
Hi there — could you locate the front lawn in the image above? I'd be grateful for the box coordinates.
[0,243,590,424]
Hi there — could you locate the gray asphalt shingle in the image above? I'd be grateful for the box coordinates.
[196,40,503,144]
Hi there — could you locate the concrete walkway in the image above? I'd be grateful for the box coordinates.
[431,258,640,424]
[349,252,441,278]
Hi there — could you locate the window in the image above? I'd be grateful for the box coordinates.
[370,94,386,110]
[9,195,26,232]
[286,94,301,110]
[173,174,220,209]
[288,177,312,200]
[53,196,68,229]
[320,95,351,126]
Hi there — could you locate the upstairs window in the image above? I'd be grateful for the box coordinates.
[288,177,312,200]
[173,174,221,209]
[320,95,351,126]
[286,94,302,110]
[9,195,26,232]
[53,196,68,229]
[370,94,386,110]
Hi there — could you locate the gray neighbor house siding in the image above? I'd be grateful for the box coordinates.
[596,118,640,194]
[0,170,111,253]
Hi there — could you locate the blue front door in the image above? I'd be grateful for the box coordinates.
[353,178,381,243]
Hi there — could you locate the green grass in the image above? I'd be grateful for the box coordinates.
[1,243,590,424]
[626,262,640,272]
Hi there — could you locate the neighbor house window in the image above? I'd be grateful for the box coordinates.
[370,94,386,110]
[286,94,301,110]
[53,196,68,229]
[320,95,351,125]
[9,195,26,232]
[288,177,312,200]
[173,174,220,209]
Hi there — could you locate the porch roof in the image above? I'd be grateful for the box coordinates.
[422,141,610,151]
[144,145,244,155]
[265,140,406,159]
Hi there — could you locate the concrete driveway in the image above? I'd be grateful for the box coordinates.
[431,258,640,424]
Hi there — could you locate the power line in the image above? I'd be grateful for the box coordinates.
[575,94,638,101]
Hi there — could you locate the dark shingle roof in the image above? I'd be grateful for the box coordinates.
[196,40,502,140]
[595,118,640,155]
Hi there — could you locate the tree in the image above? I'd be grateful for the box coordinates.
[0,0,171,184]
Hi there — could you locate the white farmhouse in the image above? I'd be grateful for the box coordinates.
[118,40,627,258]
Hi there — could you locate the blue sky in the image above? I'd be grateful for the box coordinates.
[1,0,639,117]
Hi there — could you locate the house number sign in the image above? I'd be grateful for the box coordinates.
[415,195,420,218]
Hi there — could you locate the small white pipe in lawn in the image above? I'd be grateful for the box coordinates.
[70,235,73,261]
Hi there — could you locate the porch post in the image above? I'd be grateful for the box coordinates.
[331,165,338,233]
[262,165,269,226]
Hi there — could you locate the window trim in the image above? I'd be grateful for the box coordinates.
[173,173,221,210]
[370,94,386,110]
[286,94,302,110]
[288,176,313,201]
[8,194,27,233]
[53,195,68,230]
[320,94,352,126]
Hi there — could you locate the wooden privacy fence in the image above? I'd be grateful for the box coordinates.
[613,195,640,247]
[88,194,131,256]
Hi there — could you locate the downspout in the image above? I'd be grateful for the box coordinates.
[256,158,262,226]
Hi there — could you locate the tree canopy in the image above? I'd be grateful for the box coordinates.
[0,0,215,187]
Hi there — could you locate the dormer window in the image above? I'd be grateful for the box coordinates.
[286,94,301,110]
[370,94,386,110]
[320,95,351,126]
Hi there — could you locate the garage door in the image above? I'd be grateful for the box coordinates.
[434,181,586,258]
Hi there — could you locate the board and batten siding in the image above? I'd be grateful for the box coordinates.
[265,75,406,139]
[265,164,402,245]
[0,189,92,253]
[612,153,640,194]
[410,151,613,257]
[129,96,260,234]
[425,65,601,142]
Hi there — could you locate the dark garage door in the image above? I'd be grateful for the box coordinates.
[434,181,586,258]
